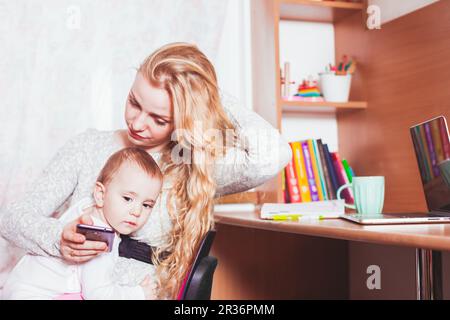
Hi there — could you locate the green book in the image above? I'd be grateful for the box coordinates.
[342,159,353,183]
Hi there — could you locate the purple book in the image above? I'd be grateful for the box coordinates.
[424,122,440,178]
[301,141,319,201]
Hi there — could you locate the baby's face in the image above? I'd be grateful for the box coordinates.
[101,162,162,235]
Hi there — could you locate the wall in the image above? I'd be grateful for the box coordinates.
[279,20,339,152]
[336,0,450,299]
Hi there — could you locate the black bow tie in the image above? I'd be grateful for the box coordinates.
[118,235,156,264]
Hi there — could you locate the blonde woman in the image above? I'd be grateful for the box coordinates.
[0,43,291,299]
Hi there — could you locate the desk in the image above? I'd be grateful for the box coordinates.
[213,210,450,300]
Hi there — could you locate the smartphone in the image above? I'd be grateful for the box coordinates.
[76,224,115,252]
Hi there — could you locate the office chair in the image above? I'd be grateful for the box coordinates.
[177,230,218,300]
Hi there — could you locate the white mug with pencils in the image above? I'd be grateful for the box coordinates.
[319,55,356,103]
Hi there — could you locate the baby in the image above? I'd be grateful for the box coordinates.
[2,147,163,300]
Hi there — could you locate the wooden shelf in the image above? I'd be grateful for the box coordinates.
[281,99,367,113]
[279,0,364,23]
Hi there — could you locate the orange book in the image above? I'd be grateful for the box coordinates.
[290,142,312,202]
[307,140,325,201]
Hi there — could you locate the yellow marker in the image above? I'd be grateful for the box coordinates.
[272,214,325,221]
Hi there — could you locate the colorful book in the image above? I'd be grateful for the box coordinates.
[281,169,287,203]
[317,139,335,200]
[342,159,354,183]
[439,117,450,160]
[424,122,440,178]
[284,163,301,203]
[307,140,325,201]
[322,144,340,199]
[301,141,320,201]
[312,139,328,201]
[331,152,354,204]
[290,142,312,202]
[431,119,444,164]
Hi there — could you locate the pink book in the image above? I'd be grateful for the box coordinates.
[331,152,354,204]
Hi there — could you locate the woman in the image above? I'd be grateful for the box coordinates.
[0,42,291,299]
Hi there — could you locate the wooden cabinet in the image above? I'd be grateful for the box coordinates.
[251,0,368,203]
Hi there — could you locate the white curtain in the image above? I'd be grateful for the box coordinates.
[0,0,229,292]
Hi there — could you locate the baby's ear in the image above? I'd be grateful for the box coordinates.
[93,181,106,207]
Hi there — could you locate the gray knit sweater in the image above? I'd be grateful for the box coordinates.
[0,101,291,287]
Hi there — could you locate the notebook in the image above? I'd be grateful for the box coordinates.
[260,199,345,220]
[341,115,450,225]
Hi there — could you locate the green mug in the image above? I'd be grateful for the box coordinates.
[337,176,385,215]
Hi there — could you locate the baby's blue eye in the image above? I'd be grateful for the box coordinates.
[143,203,153,209]
[123,196,132,202]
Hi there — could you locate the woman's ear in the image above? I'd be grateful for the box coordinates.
[93,182,106,207]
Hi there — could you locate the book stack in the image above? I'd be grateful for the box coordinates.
[283,139,355,204]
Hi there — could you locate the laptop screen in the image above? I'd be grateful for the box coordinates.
[410,116,450,213]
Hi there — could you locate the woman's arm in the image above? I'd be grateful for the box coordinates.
[215,95,292,196]
[0,132,86,257]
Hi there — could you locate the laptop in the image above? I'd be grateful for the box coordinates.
[341,115,450,225]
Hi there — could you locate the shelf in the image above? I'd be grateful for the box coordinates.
[279,0,365,23]
[281,99,367,113]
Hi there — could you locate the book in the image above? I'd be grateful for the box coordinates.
[331,152,354,204]
[312,139,328,201]
[342,159,353,183]
[317,139,335,200]
[260,200,345,220]
[291,142,312,202]
[281,169,287,203]
[301,141,320,201]
[322,144,340,199]
[307,140,325,201]
[285,162,302,203]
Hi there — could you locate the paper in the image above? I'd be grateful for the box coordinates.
[260,200,345,219]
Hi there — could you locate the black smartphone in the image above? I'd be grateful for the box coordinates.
[76,224,115,252]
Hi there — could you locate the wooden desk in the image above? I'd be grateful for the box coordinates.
[213,210,450,299]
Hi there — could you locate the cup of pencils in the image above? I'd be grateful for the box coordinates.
[319,56,356,103]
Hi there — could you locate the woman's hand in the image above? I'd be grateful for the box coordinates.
[140,275,157,300]
[60,213,108,263]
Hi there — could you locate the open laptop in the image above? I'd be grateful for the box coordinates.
[341,115,450,225]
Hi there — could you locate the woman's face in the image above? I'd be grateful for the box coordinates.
[124,72,174,152]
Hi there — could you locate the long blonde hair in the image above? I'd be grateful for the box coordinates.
[139,43,236,299]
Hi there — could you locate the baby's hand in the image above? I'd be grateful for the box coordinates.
[140,275,157,300]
